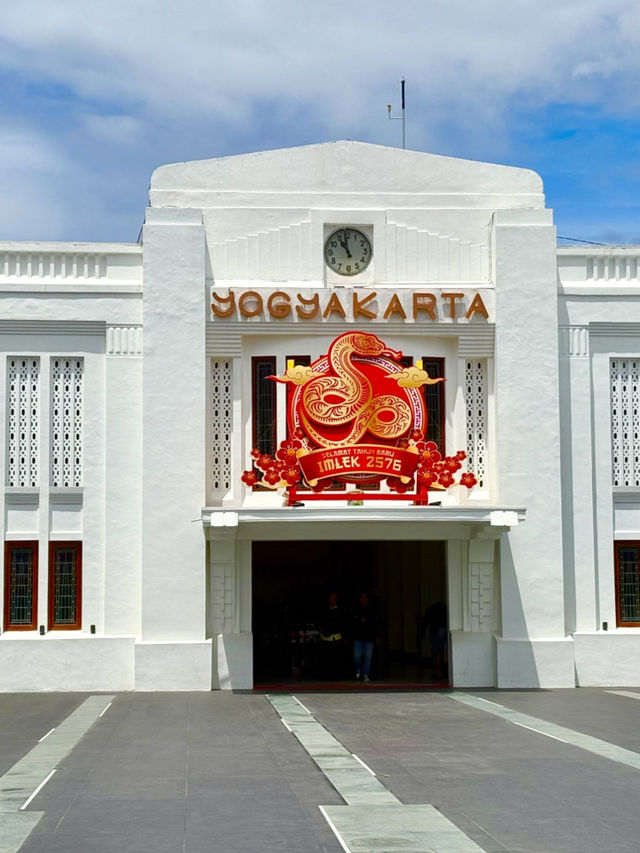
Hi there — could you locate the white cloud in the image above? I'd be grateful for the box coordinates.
[1,0,640,241]
[2,0,640,134]
[80,114,146,146]
[0,126,69,173]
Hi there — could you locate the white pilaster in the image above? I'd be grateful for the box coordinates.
[104,346,142,635]
[492,209,573,687]
[141,208,208,642]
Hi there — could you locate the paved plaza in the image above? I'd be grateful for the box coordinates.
[1,688,640,852]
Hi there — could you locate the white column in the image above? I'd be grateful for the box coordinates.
[104,342,142,635]
[492,209,574,687]
[37,356,50,631]
[136,207,212,690]
[209,527,253,690]
[449,538,497,687]
[82,352,106,634]
[558,327,597,633]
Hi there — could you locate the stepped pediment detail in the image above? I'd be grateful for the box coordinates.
[209,220,489,283]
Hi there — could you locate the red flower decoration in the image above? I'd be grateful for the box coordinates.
[293,427,305,439]
[250,448,261,459]
[241,470,259,486]
[282,467,301,486]
[263,468,282,486]
[438,472,454,488]
[460,472,477,489]
[444,457,461,473]
[417,469,438,487]
[456,450,467,461]
[417,441,441,467]
[276,444,301,465]
[409,428,423,442]
[255,454,274,471]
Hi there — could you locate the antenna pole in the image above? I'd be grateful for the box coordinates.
[386,78,406,149]
[401,78,405,149]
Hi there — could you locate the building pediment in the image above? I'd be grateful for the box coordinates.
[150,140,543,206]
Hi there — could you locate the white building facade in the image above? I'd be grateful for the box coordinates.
[0,141,638,691]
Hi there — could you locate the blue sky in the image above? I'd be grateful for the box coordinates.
[1,0,640,245]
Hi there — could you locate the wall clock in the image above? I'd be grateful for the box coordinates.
[324,227,372,276]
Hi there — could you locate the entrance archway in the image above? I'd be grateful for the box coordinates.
[252,540,447,686]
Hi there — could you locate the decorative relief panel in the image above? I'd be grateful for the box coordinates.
[209,220,489,282]
[468,539,495,632]
[587,255,640,282]
[6,357,40,487]
[1,252,107,279]
[211,359,233,492]
[51,358,83,487]
[611,359,640,487]
[465,360,487,488]
[211,561,234,635]
[210,221,312,280]
[470,564,493,632]
[559,326,589,358]
[385,223,489,282]
[106,326,143,356]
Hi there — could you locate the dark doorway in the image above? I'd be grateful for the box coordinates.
[252,540,447,686]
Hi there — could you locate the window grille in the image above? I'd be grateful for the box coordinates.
[464,360,487,488]
[3,542,38,630]
[6,357,39,487]
[48,542,81,629]
[422,358,445,452]
[211,359,233,492]
[615,542,640,626]
[611,359,640,487]
[51,359,83,487]
[252,357,277,456]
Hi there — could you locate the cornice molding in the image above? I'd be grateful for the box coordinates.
[206,321,495,358]
[0,320,106,335]
[590,322,640,337]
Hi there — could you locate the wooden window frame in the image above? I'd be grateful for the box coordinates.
[3,540,38,631]
[614,541,640,627]
[422,357,446,454]
[48,541,82,630]
[251,356,277,456]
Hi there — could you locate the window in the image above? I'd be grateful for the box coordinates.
[464,359,487,488]
[611,359,640,487]
[6,357,40,487]
[51,357,83,487]
[3,541,38,630]
[422,357,445,453]
[48,542,82,629]
[252,357,277,456]
[211,359,232,492]
[615,542,640,626]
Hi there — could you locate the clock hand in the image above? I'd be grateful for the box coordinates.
[342,232,352,258]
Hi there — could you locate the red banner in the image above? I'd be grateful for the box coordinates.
[298,444,418,486]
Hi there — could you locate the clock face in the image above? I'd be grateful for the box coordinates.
[324,228,372,276]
